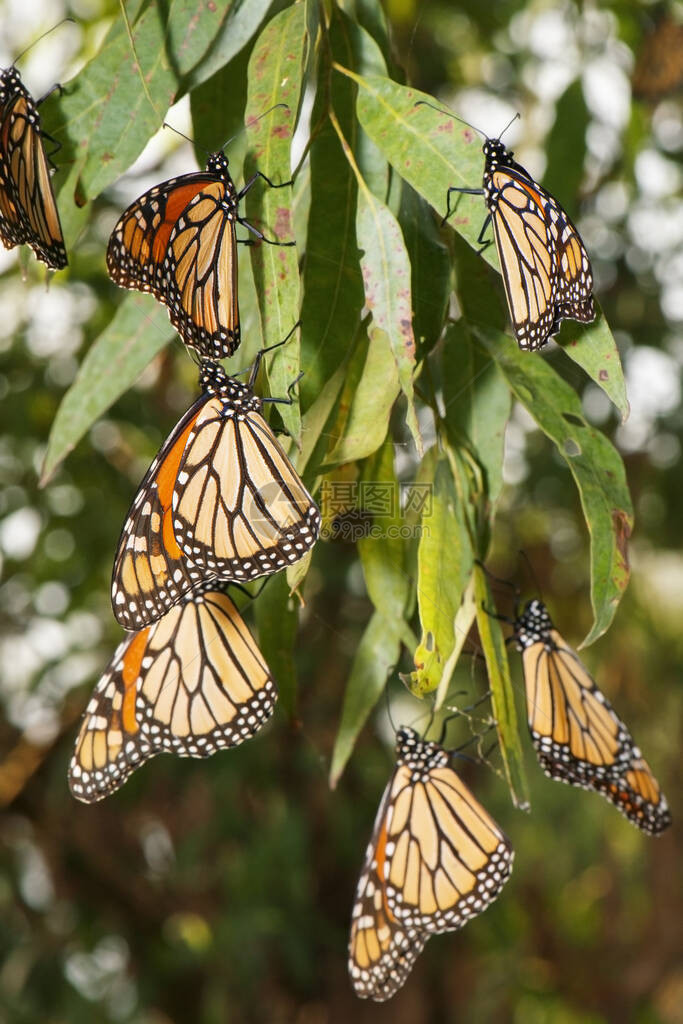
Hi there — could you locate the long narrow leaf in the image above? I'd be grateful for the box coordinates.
[473,564,530,810]
[330,610,404,787]
[245,5,307,440]
[477,328,633,645]
[41,296,173,485]
[409,450,473,695]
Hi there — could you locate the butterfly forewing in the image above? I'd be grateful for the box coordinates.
[111,395,216,630]
[106,154,241,359]
[171,362,320,581]
[515,599,671,834]
[0,68,67,269]
[69,585,277,803]
[348,768,427,1001]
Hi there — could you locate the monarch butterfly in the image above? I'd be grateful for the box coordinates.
[416,100,595,350]
[0,65,67,269]
[510,597,671,835]
[106,150,293,360]
[111,356,320,631]
[349,727,513,1001]
[69,582,276,803]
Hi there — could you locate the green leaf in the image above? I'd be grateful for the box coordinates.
[355,188,422,453]
[298,16,367,408]
[434,576,476,711]
[544,79,589,221]
[245,4,308,441]
[48,0,222,199]
[183,0,274,91]
[321,327,398,467]
[339,70,628,417]
[189,40,251,155]
[40,295,173,485]
[409,450,473,695]
[254,573,299,717]
[443,322,512,510]
[337,12,390,200]
[473,563,530,810]
[555,318,629,423]
[356,440,410,620]
[477,328,633,645]
[329,610,403,787]
[398,182,451,357]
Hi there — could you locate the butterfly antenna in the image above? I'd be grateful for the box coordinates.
[383,685,398,737]
[162,122,211,160]
[497,112,521,141]
[518,550,545,601]
[474,558,519,597]
[220,103,290,151]
[13,18,75,66]
[414,100,486,138]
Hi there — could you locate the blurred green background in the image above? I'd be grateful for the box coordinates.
[0,0,681,1021]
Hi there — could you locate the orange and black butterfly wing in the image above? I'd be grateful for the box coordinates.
[106,153,240,359]
[516,599,671,834]
[171,362,320,581]
[161,178,240,359]
[68,630,156,802]
[593,756,671,836]
[484,142,594,350]
[349,728,513,1000]
[0,68,67,269]
[381,732,514,935]
[106,171,217,294]
[348,766,427,1001]
[70,585,277,803]
[111,392,216,631]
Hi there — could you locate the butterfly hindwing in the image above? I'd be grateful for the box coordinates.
[70,585,277,803]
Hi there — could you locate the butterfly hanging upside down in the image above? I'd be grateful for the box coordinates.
[106,146,295,361]
[417,102,595,350]
[348,727,513,1000]
[111,353,320,632]
[0,65,67,269]
[69,582,277,803]
[502,595,671,835]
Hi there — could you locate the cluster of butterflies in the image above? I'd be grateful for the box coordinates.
[349,592,671,1000]
[0,44,669,1006]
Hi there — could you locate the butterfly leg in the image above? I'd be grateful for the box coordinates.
[239,217,296,247]
[246,321,301,387]
[476,214,493,253]
[37,82,65,105]
[444,185,485,224]
[261,371,304,408]
[238,171,294,198]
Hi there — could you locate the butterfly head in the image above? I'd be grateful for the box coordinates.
[206,151,235,189]
[483,137,512,167]
[513,598,553,650]
[198,358,261,411]
[396,727,449,777]
[0,65,23,98]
